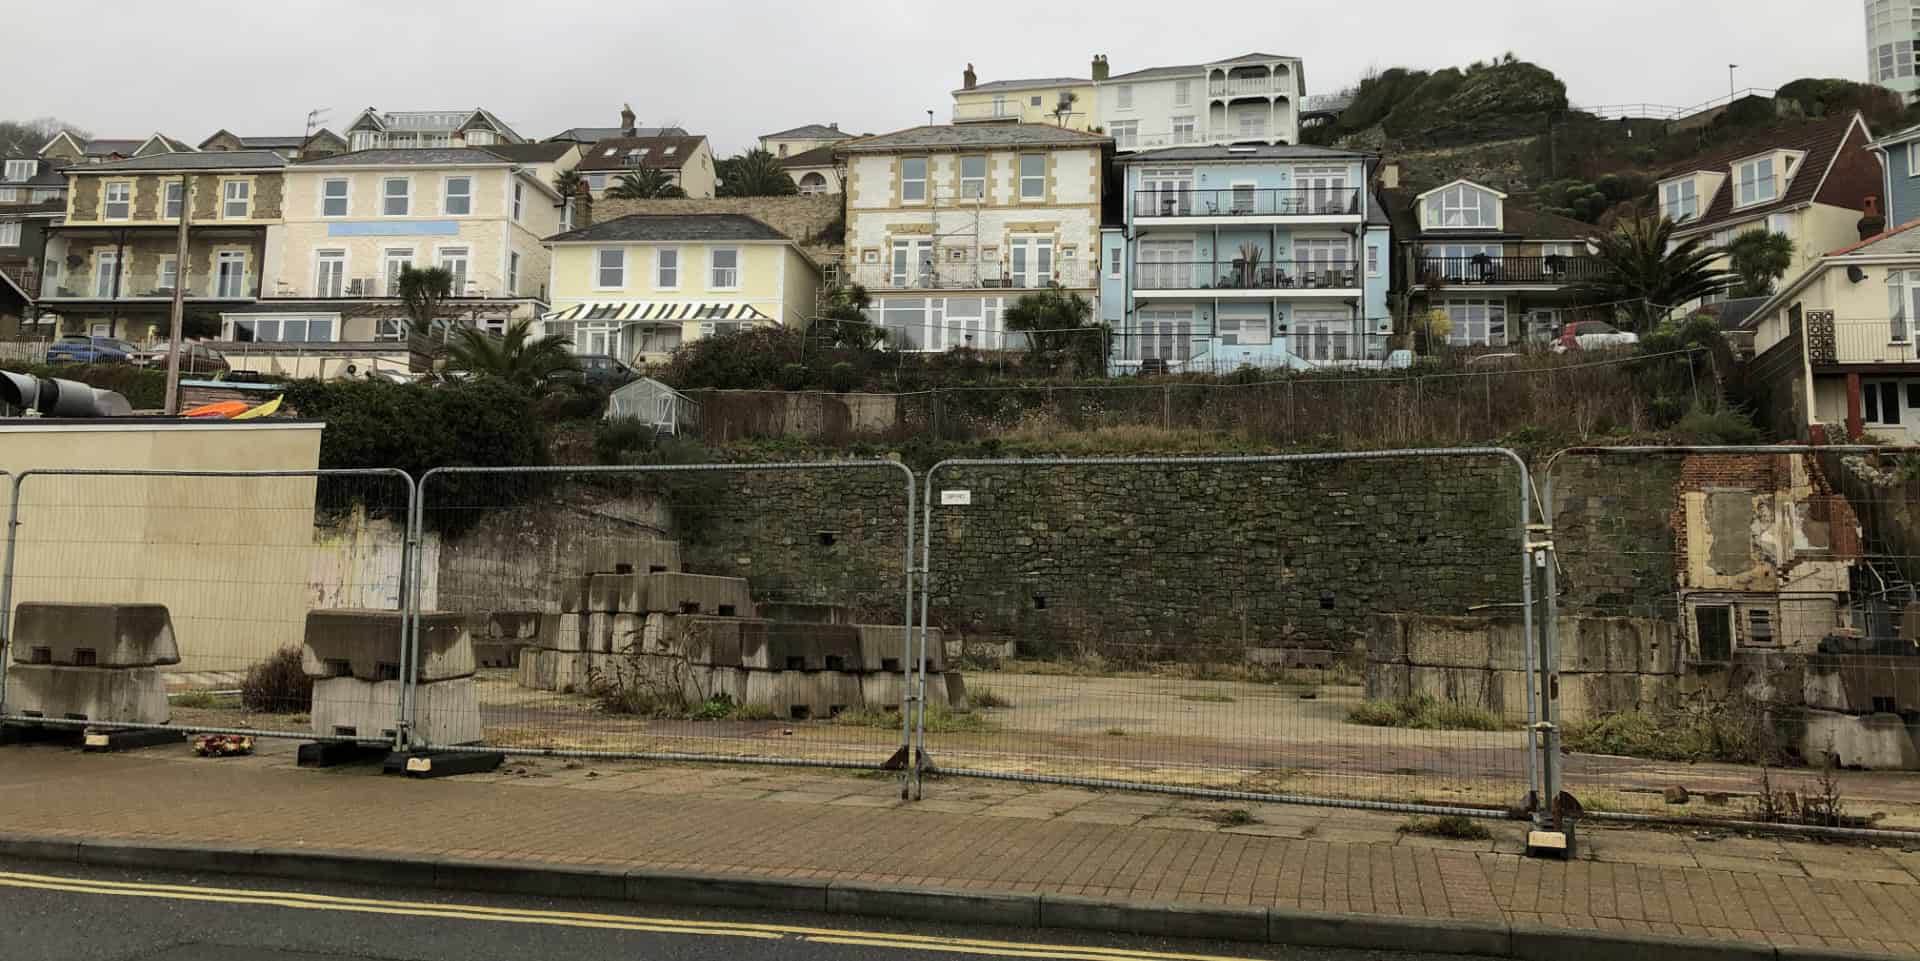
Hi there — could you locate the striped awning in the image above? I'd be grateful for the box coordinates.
[540,302,772,323]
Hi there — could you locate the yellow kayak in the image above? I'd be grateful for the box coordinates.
[231,395,283,420]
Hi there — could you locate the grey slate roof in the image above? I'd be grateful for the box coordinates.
[295,148,512,166]
[547,126,686,143]
[762,123,844,140]
[1105,63,1204,82]
[234,135,306,148]
[78,150,287,172]
[1212,51,1297,64]
[548,213,790,244]
[1833,218,1920,257]
[83,139,145,156]
[1119,144,1369,163]
[953,76,1088,95]
[836,124,1110,153]
[482,142,578,163]
[779,145,839,167]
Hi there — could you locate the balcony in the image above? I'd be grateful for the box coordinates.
[1809,319,1920,368]
[1208,73,1288,98]
[951,102,1024,124]
[271,275,518,300]
[1135,188,1362,221]
[38,271,259,301]
[1412,255,1603,288]
[1115,332,1396,373]
[1134,259,1360,296]
[845,262,1094,292]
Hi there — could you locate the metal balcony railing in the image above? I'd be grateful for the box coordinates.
[1135,187,1361,218]
[1818,320,1920,366]
[1134,259,1360,292]
[1208,74,1287,97]
[275,273,517,300]
[951,102,1025,123]
[844,262,1095,292]
[40,271,259,300]
[1413,255,1603,286]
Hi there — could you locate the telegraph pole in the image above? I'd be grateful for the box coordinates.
[163,174,190,414]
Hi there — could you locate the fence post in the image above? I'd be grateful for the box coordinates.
[1162,383,1171,431]
[1535,455,1565,827]
[398,470,425,753]
[0,472,15,718]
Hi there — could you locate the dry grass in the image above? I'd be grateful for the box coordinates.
[968,687,1013,709]
[1399,815,1492,840]
[1348,694,1513,732]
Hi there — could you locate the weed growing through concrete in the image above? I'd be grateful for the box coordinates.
[171,690,219,710]
[1561,705,1782,764]
[834,704,993,733]
[1347,694,1511,731]
[968,687,1013,709]
[1105,726,1130,736]
[1179,692,1236,703]
[1399,815,1492,840]
[1205,808,1259,826]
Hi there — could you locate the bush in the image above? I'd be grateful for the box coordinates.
[538,382,607,422]
[240,647,312,713]
[285,377,547,477]
[1561,708,1783,764]
[1668,403,1763,444]
[828,361,856,393]
[592,417,658,464]
[1400,815,1492,840]
[1348,694,1511,731]
[777,362,808,390]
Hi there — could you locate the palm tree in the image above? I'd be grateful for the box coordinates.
[814,283,882,348]
[717,149,798,197]
[436,316,579,388]
[551,168,585,200]
[607,169,686,200]
[1724,228,1796,297]
[1577,216,1736,330]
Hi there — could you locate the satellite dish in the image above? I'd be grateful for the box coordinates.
[1848,265,1869,283]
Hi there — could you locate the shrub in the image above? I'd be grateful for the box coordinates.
[1400,815,1492,840]
[1668,403,1763,444]
[777,362,808,390]
[1561,707,1783,764]
[968,687,1012,709]
[1348,693,1510,731]
[240,647,312,713]
[592,417,658,464]
[828,361,856,393]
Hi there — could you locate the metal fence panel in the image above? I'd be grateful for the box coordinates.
[1542,445,1920,837]
[413,461,916,781]
[0,468,415,745]
[916,450,1540,817]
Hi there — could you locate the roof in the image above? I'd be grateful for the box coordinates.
[347,108,522,141]
[1663,113,1867,235]
[1705,296,1770,332]
[548,213,790,244]
[762,124,844,141]
[1379,186,1598,241]
[1742,217,1920,326]
[82,139,145,156]
[779,144,839,168]
[1211,52,1297,65]
[482,142,578,163]
[1119,144,1368,163]
[836,124,1111,153]
[74,150,287,172]
[1870,121,1920,150]
[575,135,708,172]
[234,135,306,148]
[953,76,1088,95]
[546,126,687,143]
[1105,63,1204,82]
[1827,217,1920,257]
[293,148,514,167]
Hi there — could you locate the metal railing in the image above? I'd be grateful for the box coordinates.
[39,271,260,301]
[843,262,1095,292]
[1135,187,1361,218]
[1134,259,1360,291]
[1816,319,1920,366]
[951,102,1025,123]
[1208,73,1291,97]
[1413,255,1604,286]
[1113,331,1395,369]
[273,274,508,300]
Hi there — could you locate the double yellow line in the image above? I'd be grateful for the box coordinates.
[0,870,1263,961]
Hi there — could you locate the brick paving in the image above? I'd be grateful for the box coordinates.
[1,741,1918,957]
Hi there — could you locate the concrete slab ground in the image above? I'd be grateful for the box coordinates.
[1,742,1918,957]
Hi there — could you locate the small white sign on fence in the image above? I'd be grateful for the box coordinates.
[940,489,973,506]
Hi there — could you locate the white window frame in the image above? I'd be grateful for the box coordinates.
[1133,308,1193,363]
[94,251,120,297]
[1111,121,1138,150]
[1019,154,1046,200]
[442,176,472,216]
[103,181,131,220]
[1889,270,1920,344]
[1735,156,1777,208]
[157,255,177,292]
[437,245,471,295]
[656,247,680,289]
[382,247,415,296]
[512,181,524,221]
[1216,305,1272,346]
[1173,79,1192,107]
[1661,179,1698,222]
[1008,235,1054,288]
[900,157,928,204]
[1171,116,1196,145]
[1366,243,1381,277]
[30,188,59,203]
[222,179,250,219]
[1909,142,1920,178]
[163,181,184,220]
[1438,297,1509,347]
[0,221,20,247]
[508,251,521,295]
[1108,245,1123,278]
[959,155,987,199]
[1424,183,1496,228]
[315,248,347,297]
[382,177,411,217]
[2,159,33,182]
[1293,309,1358,361]
[214,250,248,298]
[709,247,741,290]
[0,188,13,203]
[596,248,626,289]
[320,178,350,217]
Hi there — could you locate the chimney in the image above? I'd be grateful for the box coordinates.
[619,102,636,136]
[573,188,594,230]
[1092,55,1109,82]
[1860,195,1886,240]
[1379,162,1401,190]
[963,63,976,90]
[829,122,839,131]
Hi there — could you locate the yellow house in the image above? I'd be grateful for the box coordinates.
[542,213,820,365]
[951,69,1096,128]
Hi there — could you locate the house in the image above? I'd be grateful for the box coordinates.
[482,142,584,228]
[546,104,686,145]
[40,132,193,165]
[759,123,850,159]
[1098,144,1389,372]
[342,108,523,151]
[1655,113,1882,308]
[1866,120,1920,224]
[36,150,285,343]
[0,155,68,307]
[197,129,349,161]
[951,53,1305,149]
[1744,216,1920,442]
[541,213,819,365]
[573,134,717,199]
[1380,176,1603,346]
[760,124,853,195]
[213,147,561,379]
[838,123,1110,351]
[1868,0,1920,101]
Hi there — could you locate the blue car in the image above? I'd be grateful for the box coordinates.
[45,335,140,365]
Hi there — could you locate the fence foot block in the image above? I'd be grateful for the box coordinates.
[381,749,504,779]
[81,727,185,753]
[1526,829,1572,859]
[297,741,387,768]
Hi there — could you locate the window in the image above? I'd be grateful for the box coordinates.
[315,249,345,296]
[1216,307,1272,346]
[890,239,932,287]
[1695,605,1733,662]
[465,130,495,147]
[663,145,676,156]
[1173,80,1192,107]
[30,188,58,203]
[1748,608,1775,644]
[1117,84,1134,110]
[1736,157,1777,207]
[587,173,608,192]
[1238,113,1266,138]
[1890,270,1920,343]
[1661,180,1698,222]
[992,96,1007,118]
[508,251,520,295]
[1108,246,1122,278]
[163,181,183,220]
[222,180,250,219]
[438,246,470,294]
[797,172,828,195]
[900,157,927,203]
[157,256,177,292]
[383,247,414,295]
[2,159,32,182]
[1029,95,1042,107]
[1294,309,1357,361]
[94,251,120,297]
[1438,297,1508,346]
[512,182,524,221]
[103,182,130,219]
[656,247,679,288]
[1230,182,1257,214]
[596,248,626,288]
[1171,116,1196,145]
[1366,244,1381,277]
[443,176,471,215]
[230,316,335,343]
[959,156,986,199]
[0,188,13,202]
[877,297,928,348]
[1008,236,1054,288]
[710,248,740,288]
[1111,121,1138,150]
[0,221,19,247]
[321,178,349,216]
[1767,212,1793,237]
[382,177,410,216]
[1133,309,1192,363]
[1910,142,1920,178]
[1137,238,1194,289]
[1019,154,1045,200]
[215,250,247,297]
[1424,183,1496,228]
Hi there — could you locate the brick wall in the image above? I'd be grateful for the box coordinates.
[591,195,843,265]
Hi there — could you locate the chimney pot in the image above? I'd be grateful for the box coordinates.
[1091,54,1110,82]
[1859,194,1886,241]
[620,102,637,136]
[963,63,977,90]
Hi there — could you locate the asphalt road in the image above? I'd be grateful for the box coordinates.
[0,856,1496,961]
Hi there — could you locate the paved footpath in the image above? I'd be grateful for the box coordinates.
[3,740,1920,958]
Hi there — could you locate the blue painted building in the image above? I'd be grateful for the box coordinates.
[1870,121,1920,226]
[1100,145,1391,373]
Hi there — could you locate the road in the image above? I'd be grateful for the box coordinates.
[0,857,1493,961]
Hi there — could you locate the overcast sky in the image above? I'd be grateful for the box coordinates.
[8,0,1869,155]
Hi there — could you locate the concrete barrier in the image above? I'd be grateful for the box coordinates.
[3,665,169,724]
[302,610,473,682]
[582,537,681,577]
[310,676,479,746]
[589,572,752,617]
[10,603,179,668]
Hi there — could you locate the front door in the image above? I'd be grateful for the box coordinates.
[1009,237,1053,288]
[890,239,931,287]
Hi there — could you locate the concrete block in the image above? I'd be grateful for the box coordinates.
[3,664,168,724]
[625,870,827,912]
[472,640,526,669]
[11,603,179,668]
[302,609,473,682]
[515,649,594,692]
[859,673,906,711]
[854,625,943,672]
[582,537,681,576]
[1040,894,1267,942]
[309,676,479,747]
[1405,618,1493,669]
[944,671,968,709]
[586,613,613,654]
[609,614,645,653]
[641,573,753,617]
[1363,614,1407,660]
[755,602,850,624]
[587,573,635,614]
[538,613,583,652]
[1363,660,1411,701]
[1245,647,1336,670]
[827,882,1038,927]
[743,622,860,672]
[555,574,592,614]
[1272,909,1510,957]
[488,611,543,640]
[741,669,864,720]
[1486,619,1529,672]
[688,666,747,704]
[677,617,746,668]
[1802,709,1920,770]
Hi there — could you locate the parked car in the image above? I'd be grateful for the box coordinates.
[550,354,637,389]
[132,342,230,376]
[1554,321,1640,353]
[45,335,140,365]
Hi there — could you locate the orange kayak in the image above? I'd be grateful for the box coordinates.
[183,400,249,419]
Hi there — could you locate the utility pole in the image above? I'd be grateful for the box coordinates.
[163,174,190,415]
[1728,64,1739,104]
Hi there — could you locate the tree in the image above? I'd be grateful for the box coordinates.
[1577,216,1736,330]
[395,266,453,366]
[436,315,579,388]
[1004,289,1103,371]
[551,168,584,201]
[1724,228,1796,297]
[608,169,686,200]
[0,116,90,156]
[716,149,798,197]
[814,283,883,348]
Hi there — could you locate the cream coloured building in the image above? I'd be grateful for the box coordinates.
[542,213,820,365]
[839,123,1110,351]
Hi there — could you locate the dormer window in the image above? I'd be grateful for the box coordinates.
[1661,180,1698,222]
[2,160,32,182]
[1424,183,1498,228]
[1735,156,1778,208]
